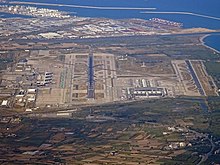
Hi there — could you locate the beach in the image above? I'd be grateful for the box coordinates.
[200,34,220,54]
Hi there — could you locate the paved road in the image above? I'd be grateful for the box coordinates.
[197,136,215,165]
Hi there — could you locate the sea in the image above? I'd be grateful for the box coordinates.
[204,34,220,53]
[2,0,220,52]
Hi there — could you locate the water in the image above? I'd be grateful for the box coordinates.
[204,34,220,53]
[15,0,220,29]
[0,12,32,18]
[4,0,220,51]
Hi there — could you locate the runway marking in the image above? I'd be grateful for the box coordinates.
[141,11,220,21]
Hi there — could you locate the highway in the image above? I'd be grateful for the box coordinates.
[197,136,215,165]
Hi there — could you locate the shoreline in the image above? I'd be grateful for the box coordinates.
[141,11,220,21]
[10,1,156,10]
[200,34,220,54]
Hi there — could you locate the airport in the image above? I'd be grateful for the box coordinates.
[0,48,218,111]
[0,2,220,164]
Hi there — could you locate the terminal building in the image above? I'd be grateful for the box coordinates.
[130,87,167,99]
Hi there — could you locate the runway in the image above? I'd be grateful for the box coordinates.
[185,60,206,96]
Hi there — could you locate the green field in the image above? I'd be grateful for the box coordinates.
[1,97,220,164]
[205,61,220,88]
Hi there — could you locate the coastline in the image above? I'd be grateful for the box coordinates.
[141,11,220,21]
[200,34,220,54]
[10,1,157,10]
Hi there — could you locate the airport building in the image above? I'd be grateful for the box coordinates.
[37,72,53,86]
[130,87,166,99]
